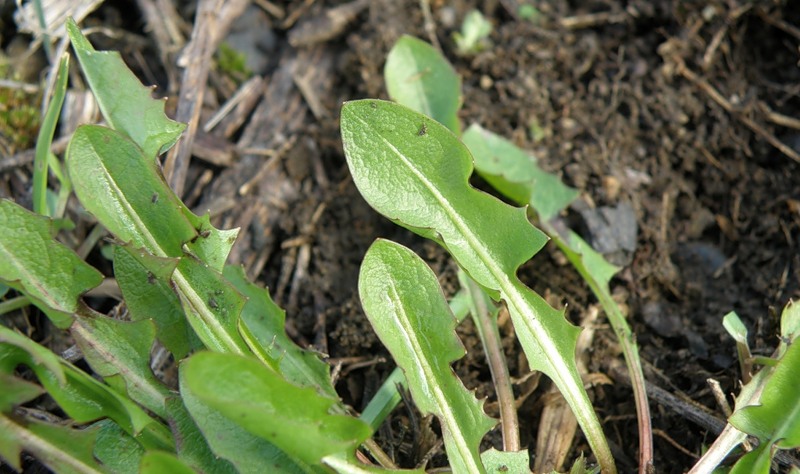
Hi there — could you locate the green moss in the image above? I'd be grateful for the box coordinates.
[0,63,42,152]
[216,42,252,83]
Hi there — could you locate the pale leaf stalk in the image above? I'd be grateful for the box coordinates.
[462,274,520,452]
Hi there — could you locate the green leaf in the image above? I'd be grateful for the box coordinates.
[341,99,614,472]
[0,329,173,451]
[93,420,145,474]
[181,351,371,468]
[179,373,310,474]
[0,413,104,474]
[67,125,247,354]
[71,307,171,418]
[729,443,772,474]
[67,125,198,258]
[174,257,249,354]
[0,199,103,327]
[480,448,530,473]
[66,18,185,157]
[113,245,194,359]
[463,124,579,221]
[0,325,65,384]
[140,451,197,474]
[360,240,494,473]
[225,265,336,398]
[0,373,44,412]
[385,36,462,134]
[729,340,800,449]
[780,299,800,345]
[165,397,237,474]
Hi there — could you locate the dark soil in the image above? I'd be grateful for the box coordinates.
[2,0,800,473]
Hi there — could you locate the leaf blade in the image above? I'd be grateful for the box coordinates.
[359,240,494,473]
[341,99,614,472]
[66,18,185,157]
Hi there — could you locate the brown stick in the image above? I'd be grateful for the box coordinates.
[163,0,249,197]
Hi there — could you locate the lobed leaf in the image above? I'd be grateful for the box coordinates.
[113,245,195,359]
[0,413,104,474]
[0,199,103,328]
[71,307,171,418]
[359,239,495,473]
[225,265,336,398]
[66,18,185,158]
[385,36,462,134]
[341,99,614,472]
[67,125,247,354]
[181,351,371,469]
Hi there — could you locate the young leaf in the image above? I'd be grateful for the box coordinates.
[462,124,579,221]
[181,351,371,468]
[179,368,313,474]
[385,36,462,134]
[66,18,185,157]
[341,99,615,472]
[0,199,103,328]
[359,239,495,474]
[71,307,171,418]
[67,125,248,354]
[0,413,104,474]
[729,340,800,456]
[113,245,194,359]
[224,265,337,398]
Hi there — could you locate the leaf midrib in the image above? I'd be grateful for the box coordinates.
[385,278,484,473]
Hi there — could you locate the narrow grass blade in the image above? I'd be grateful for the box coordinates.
[341,100,615,472]
[385,36,462,134]
[33,54,69,216]
[359,240,495,474]
[66,18,185,157]
[181,352,371,469]
[0,200,103,327]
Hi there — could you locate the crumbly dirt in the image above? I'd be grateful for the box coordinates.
[2,0,800,473]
